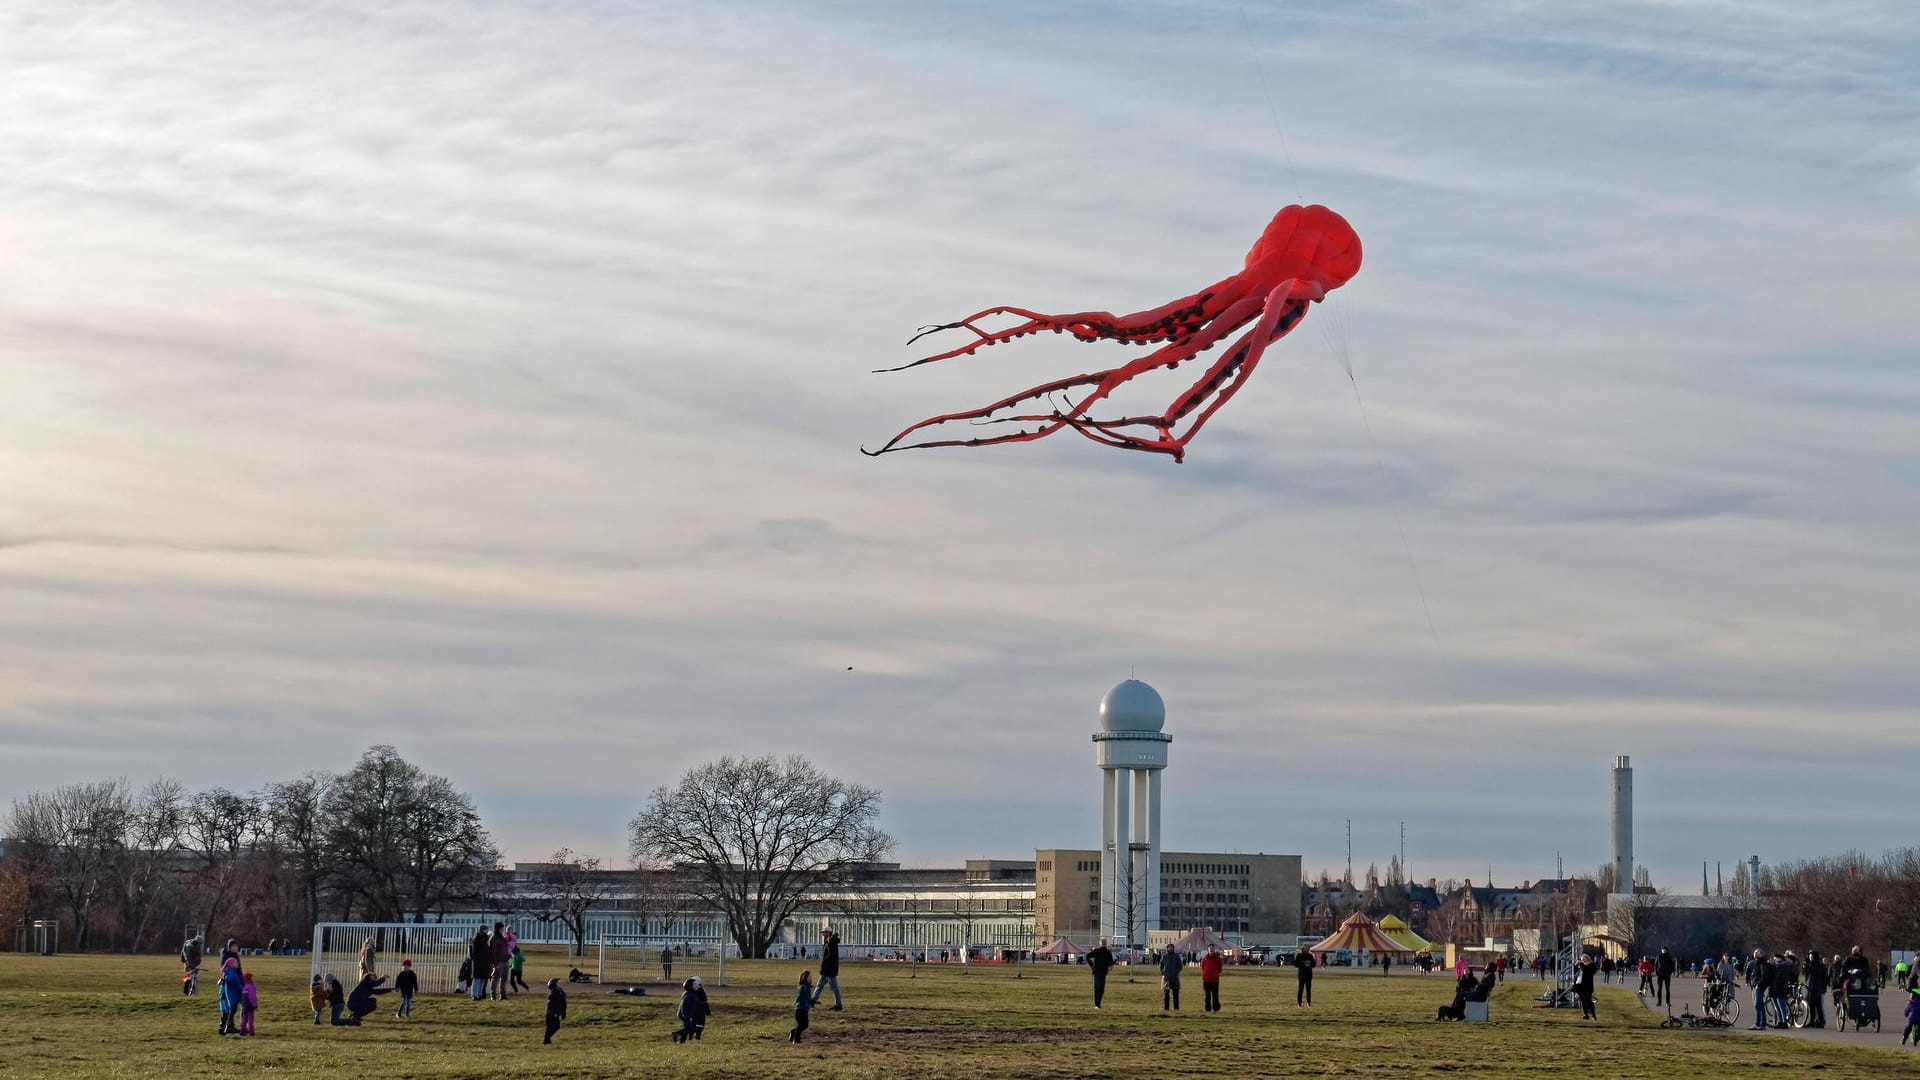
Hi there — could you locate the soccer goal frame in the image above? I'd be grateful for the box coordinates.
[311,922,484,996]
[596,933,729,988]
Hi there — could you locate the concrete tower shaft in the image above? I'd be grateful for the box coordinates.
[1611,755,1633,894]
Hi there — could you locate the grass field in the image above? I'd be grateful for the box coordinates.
[3,951,1917,1079]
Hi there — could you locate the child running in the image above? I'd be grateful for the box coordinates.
[789,971,813,1043]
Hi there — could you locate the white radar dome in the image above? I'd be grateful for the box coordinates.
[1100,679,1166,733]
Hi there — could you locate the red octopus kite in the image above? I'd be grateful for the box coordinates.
[863,204,1361,463]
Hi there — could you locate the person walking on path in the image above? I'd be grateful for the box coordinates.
[661,946,674,983]
[789,971,814,1043]
[1637,955,1655,996]
[1747,949,1772,1030]
[470,927,493,1001]
[542,978,567,1044]
[1903,986,1920,1046]
[1200,945,1225,1012]
[1087,938,1115,1009]
[1656,948,1676,1006]
[1294,948,1316,1006]
[180,934,204,996]
[1573,954,1598,1020]
[813,929,844,1010]
[1159,946,1184,1011]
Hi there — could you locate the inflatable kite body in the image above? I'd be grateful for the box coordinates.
[864,204,1361,463]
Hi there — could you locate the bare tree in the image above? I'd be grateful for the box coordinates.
[119,778,186,951]
[30,780,135,950]
[532,848,615,957]
[261,773,331,938]
[628,755,893,958]
[181,787,261,940]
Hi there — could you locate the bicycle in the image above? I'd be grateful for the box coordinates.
[1700,979,1740,1026]
[1786,983,1810,1029]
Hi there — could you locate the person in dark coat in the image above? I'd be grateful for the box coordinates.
[1573,954,1598,1020]
[1437,968,1476,1020]
[789,971,813,1043]
[1086,938,1115,1009]
[543,977,567,1043]
[813,929,844,1010]
[470,927,494,1000]
[1655,947,1676,1006]
[1805,950,1828,1028]
[1746,949,1772,1031]
[673,976,711,1042]
[1158,946,1184,1011]
[394,959,419,1019]
[1293,948,1316,1006]
[326,973,348,1026]
[345,973,388,1024]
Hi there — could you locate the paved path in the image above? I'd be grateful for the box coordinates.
[1640,983,1917,1052]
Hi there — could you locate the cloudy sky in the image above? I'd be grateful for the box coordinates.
[3,0,1917,891]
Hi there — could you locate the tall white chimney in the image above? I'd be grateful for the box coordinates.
[1611,756,1633,894]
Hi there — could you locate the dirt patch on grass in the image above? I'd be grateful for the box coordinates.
[803,1025,1137,1046]
[565,981,785,997]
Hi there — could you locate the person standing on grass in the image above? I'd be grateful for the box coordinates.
[1087,938,1115,1009]
[813,929,844,1011]
[326,973,347,1026]
[490,923,515,999]
[239,972,258,1035]
[358,934,378,980]
[673,976,711,1042]
[1200,945,1225,1012]
[790,971,814,1043]
[1573,954,1597,1020]
[470,926,493,1001]
[1293,947,1316,1006]
[1159,945,1184,1011]
[217,955,244,1035]
[181,934,203,996]
[394,958,418,1018]
[661,946,674,982]
[543,977,567,1044]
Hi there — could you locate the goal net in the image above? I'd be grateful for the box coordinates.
[597,934,729,988]
[311,922,483,996]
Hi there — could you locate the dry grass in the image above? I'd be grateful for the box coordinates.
[1,952,1915,1078]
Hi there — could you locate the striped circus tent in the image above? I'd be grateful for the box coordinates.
[1376,914,1434,954]
[1309,912,1411,958]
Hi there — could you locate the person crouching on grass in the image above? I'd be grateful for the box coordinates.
[543,977,567,1044]
[790,971,813,1043]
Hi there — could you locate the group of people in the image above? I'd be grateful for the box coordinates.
[461,922,530,999]
[180,935,258,1035]
[1075,938,1234,1013]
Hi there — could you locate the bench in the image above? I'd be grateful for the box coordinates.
[1464,1001,1490,1024]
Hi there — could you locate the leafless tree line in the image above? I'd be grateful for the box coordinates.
[2,746,497,951]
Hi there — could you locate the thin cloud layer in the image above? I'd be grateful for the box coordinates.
[1,1,1916,887]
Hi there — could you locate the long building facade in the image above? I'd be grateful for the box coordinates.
[1035,848,1302,948]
